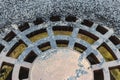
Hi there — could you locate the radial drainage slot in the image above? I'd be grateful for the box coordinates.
[0,62,14,80]
[56,40,69,47]
[98,43,117,62]
[19,67,29,80]
[24,51,38,63]
[109,66,120,80]
[81,20,93,27]
[109,36,120,45]
[0,44,4,53]
[33,18,44,25]
[87,53,100,65]
[38,42,51,52]
[18,22,30,32]
[53,26,73,36]
[6,40,27,59]
[74,43,87,53]
[94,69,104,80]
[27,28,48,42]
[96,25,108,34]
[3,31,16,42]
[78,29,99,44]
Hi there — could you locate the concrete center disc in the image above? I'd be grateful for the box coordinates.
[30,48,93,80]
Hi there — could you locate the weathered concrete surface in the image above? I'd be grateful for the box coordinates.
[31,49,93,80]
[0,0,120,36]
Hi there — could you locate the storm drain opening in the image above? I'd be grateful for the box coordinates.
[109,36,120,45]
[18,22,30,32]
[94,69,104,80]
[56,40,69,47]
[52,26,73,36]
[27,28,48,42]
[98,43,117,62]
[3,31,16,42]
[87,53,100,65]
[0,62,14,80]
[110,72,116,80]
[19,67,29,80]
[33,17,44,25]
[6,40,27,59]
[96,25,108,34]
[78,29,99,44]
[24,51,38,63]
[109,66,120,80]
[38,42,51,52]
[74,43,87,53]
[81,19,94,27]
[0,44,4,53]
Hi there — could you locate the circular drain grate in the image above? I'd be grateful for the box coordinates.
[0,16,120,80]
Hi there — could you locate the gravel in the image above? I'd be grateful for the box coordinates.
[0,0,120,36]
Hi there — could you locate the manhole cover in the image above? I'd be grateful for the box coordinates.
[0,16,120,80]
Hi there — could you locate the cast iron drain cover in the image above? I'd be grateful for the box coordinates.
[0,16,120,80]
